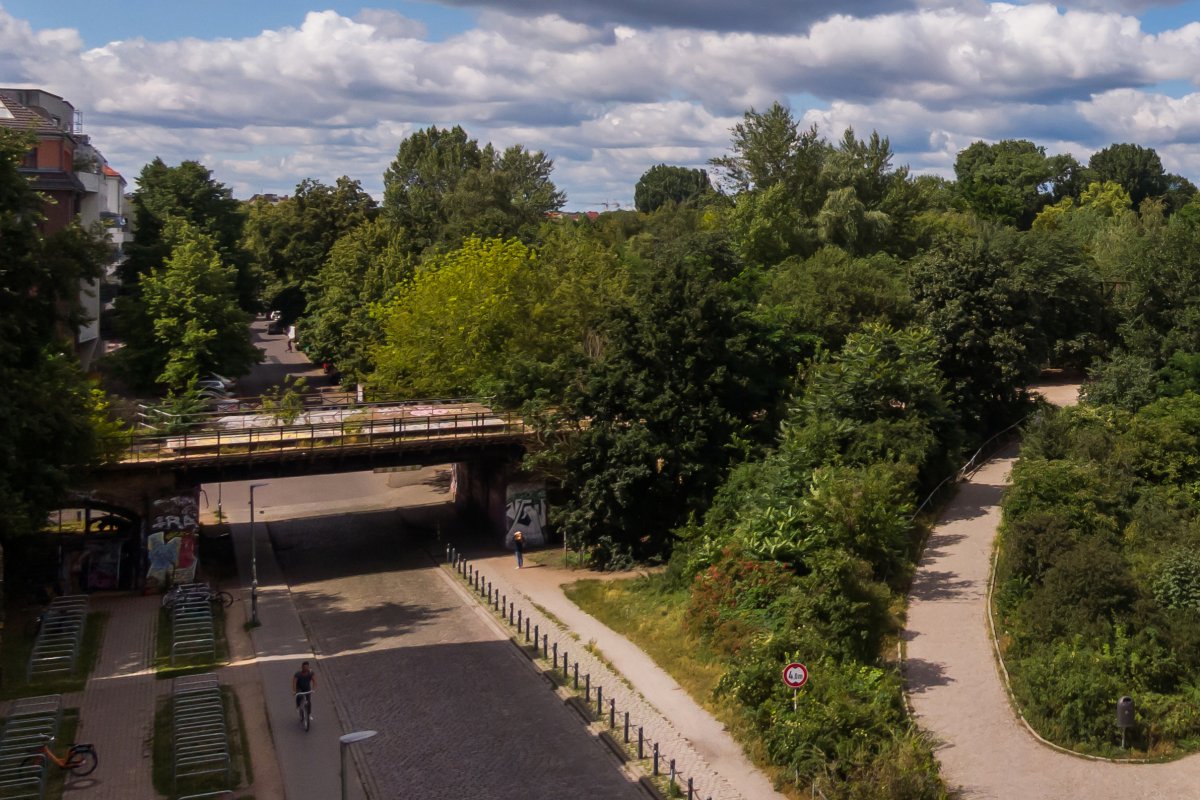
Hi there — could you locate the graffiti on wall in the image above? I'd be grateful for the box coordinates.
[505,482,547,547]
[147,493,200,590]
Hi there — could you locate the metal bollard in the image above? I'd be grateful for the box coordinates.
[517,608,523,630]
[542,634,548,658]
[610,698,615,728]
[638,727,644,759]
[573,662,579,689]
[585,673,591,701]
[510,603,515,626]
[653,743,659,776]
[687,778,693,800]
[597,685,603,716]
[624,711,629,743]
[562,651,569,677]
[524,616,530,642]
[669,759,676,791]
[553,641,558,665]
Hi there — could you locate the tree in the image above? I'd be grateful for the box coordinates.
[242,176,377,316]
[382,126,563,255]
[123,159,252,307]
[634,164,712,213]
[0,129,112,537]
[954,140,1078,229]
[1086,143,1169,210]
[553,235,779,562]
[115,218,259,389]
[371,230,626,401]
[301,219,411,383]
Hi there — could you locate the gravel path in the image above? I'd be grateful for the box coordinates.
[905,383,1200,799]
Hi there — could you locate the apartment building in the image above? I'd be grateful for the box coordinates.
[0,87,129,368]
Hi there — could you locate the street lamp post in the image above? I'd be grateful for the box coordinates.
[340,730,377,800]
[248,482,269,625]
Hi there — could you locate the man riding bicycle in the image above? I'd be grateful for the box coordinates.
[293,661,316,719]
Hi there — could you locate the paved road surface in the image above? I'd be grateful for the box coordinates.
[265,507,644,800]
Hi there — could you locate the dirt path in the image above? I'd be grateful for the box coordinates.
[905,385,1200,798]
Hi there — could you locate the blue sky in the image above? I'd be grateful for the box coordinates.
[3,1,1200,207]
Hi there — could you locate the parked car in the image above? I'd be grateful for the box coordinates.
[196,380,232,395]
[267,318,286,335]
[205,372,237,391]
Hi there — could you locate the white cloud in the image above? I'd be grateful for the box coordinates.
[4,4,1200,206]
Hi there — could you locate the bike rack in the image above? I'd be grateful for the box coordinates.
[170,590,216,666]
[172,674,233,798]
[26,596,89,682]
[0,694,63,799]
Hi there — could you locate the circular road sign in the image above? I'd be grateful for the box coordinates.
[782,662,809,689]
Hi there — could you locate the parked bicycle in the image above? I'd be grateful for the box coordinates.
[22,736,98,776]
[295,691,313,732]
[162,583,234,610]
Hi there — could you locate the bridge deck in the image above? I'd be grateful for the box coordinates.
[109,403,534,467]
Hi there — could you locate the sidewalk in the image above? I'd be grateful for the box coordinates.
[227,512,368,800]
[454,549,787,800]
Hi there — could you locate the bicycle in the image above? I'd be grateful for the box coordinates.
[22,736,98,776]
[295,691,313,732]
[162,583,234,610]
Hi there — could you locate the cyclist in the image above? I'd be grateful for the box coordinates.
[293,660,316,720]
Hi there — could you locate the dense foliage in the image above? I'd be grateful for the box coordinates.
[0,129,116,537]
[997,399,1200,755]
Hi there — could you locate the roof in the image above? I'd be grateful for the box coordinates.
[102,165,122,179]
[0,91,60,134]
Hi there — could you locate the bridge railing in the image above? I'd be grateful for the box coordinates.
[105,408,532,465]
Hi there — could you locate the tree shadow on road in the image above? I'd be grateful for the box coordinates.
[904,657,953,693]
[909,570,978,602]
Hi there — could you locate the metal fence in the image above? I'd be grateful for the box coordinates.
[170,588,216,666]
[27,596,89,682]
[0,695,63,799]
[172,673,233,799]
[445,546,716,800]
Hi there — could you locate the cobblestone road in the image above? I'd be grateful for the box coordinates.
[269,509,644,800]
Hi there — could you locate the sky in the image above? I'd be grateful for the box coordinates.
[4,1,1200,209]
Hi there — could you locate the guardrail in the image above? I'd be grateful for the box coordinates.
[0,695,62,799]
[172,674,233,799]
[105,408,532,466]
[27,597,89,682]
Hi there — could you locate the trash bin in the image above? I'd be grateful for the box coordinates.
[1117,696,1135,728]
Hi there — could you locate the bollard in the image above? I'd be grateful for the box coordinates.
[624,711,629,743]
[653,743,659,776]
[562,651,569,677]
[610,698,615,728]
[510,603,515,626]
[445,544,451,562]
[534,623,539,647]
[542,634,548,658]
[597,685,603,717]
[585,673,591,701]
[518,608,523,630]
[553,641,558,665]
[573,662,579,689]
[687,777,693,800]
[502,593,506,612]
[638,727,644,759]
[669,759,676,791]
[524,616,530,642]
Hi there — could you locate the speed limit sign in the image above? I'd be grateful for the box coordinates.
[782,662,809,689]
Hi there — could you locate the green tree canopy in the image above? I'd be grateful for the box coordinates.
[115,218,259,389]
[634,164,712,213]
[0,129,113,536]
[954,140,1079,229]
[122,158,251,306]
[242,176,377,316]
[382,126,564,255]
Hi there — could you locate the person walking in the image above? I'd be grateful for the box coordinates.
[513,531,525,569]
[286,324,296,352]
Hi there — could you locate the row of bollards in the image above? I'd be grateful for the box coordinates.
[445,545,710,800]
